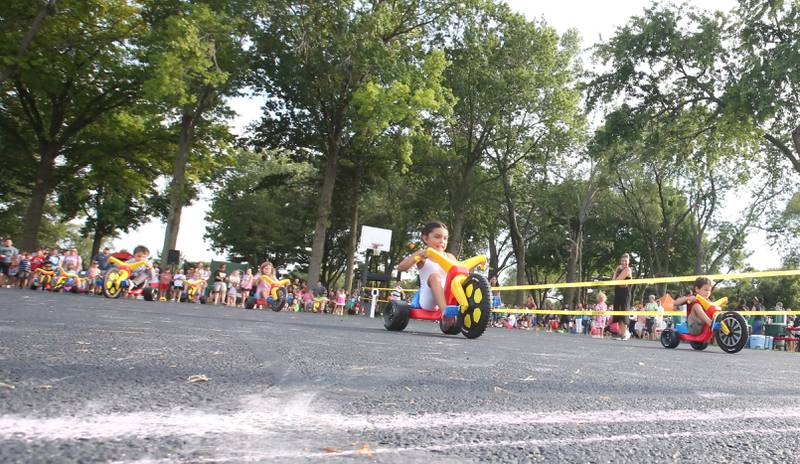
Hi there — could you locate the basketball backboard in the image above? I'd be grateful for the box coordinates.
[358,225,392,254]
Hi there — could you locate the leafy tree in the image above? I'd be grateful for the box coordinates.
[55,108,173,259]
[0,0,145,249]
[251,0,453,286]
[478,14,584,305]
[0,0,59,86]
[141,0,247,267]
[205,149,316,267]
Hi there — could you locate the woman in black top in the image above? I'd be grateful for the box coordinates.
[612,253,632,340]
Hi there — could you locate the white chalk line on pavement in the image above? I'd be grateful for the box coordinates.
[3,391,800,442]
[111,426,800,463]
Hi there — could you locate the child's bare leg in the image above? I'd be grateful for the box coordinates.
[428,274,447,310]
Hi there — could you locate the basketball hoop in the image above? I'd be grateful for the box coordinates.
[369,242,382,254]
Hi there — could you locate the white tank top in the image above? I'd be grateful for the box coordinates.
[418,257,446,309]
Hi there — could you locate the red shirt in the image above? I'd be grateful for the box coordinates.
[31,255,45,271]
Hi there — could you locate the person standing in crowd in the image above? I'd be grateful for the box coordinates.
[63,248,82,271]
[196,263,210,299]
[0,238,19,288]
[239,268,253,308]
[95,247,111,271]
[390,283,405,302]
[17,252,32,289]
[334,288,346,315]
[30,249,45,272]
[612,253,633,340]
[211,264,227,305]
[87,261,101,294]
[47,248,61,268]
[644,294,660,340]
[171,268,186,302]
[751,296,765,335]
[525,295,538,327]
[226,270,240,307]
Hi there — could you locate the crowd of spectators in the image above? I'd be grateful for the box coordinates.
[0,239,368,315]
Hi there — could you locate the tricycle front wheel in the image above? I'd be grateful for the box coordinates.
[715,311,748,354]
[460,274,491,339]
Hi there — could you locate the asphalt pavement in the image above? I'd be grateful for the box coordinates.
[2,289,800,463]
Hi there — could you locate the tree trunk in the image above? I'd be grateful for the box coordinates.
[21,144,58,250]
[488,231,499,277]
[90,229,104,265]
[344,194,360,294]
[693,224,704,275]
[160,88,210,267]
[447,166,475,256]
[565,229,580,310]
[500,168,526,306]
[307,134,340,286]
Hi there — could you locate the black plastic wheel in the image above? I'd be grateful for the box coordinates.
[244,297,257,309]
[271,288,287,312]
[440,315,462,335]
[102,267,124,299]
[690,341,708,351]
[143,287,159,302]
[660,329,680,348]
[179,293,187,303]
[715,311,749,354]
[460,274,492,339]
[383,300,410,331]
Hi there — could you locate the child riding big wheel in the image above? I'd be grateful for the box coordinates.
[660,276,749,353]
[390,221,492,339]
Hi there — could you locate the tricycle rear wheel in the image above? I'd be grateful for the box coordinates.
[690,341,708,351]
[660,329,680,349]
[440,315,462,335]
[383,300,410,331]
[271,288,287,311]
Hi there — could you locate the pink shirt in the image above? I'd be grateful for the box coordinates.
[335,292,346,305]
[594,302,608,324]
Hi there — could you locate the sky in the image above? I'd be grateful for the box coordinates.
[113,0,781,270]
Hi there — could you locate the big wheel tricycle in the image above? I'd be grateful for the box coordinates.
[660,294,748,354]
[245,275,292,311]
[383,248,491,339]
[102,256,159,301]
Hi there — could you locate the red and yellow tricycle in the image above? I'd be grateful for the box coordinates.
[660,294,749,353]
[383,248,491,339]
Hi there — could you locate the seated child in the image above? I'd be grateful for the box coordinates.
[672,277,715,335]
[125,245,154,298]
[396,221,474,314]
[159,267,172,301]
[253,261,275,309]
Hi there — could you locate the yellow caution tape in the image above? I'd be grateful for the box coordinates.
[489,308,800,316]
[493,269,800,291]
[369,269,800,294]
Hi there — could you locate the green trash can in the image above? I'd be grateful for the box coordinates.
[764,323,784,337]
